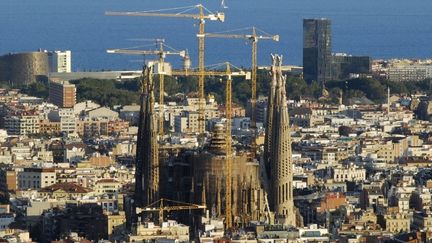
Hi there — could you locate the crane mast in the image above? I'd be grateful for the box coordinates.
[158,41,165,136]
[251,27,258,138]
[148,67,159,203]
[204,27,279,153]
[198,5,206,134]
[225,63,233,229]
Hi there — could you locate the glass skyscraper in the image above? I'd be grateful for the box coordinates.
[303,18,332,86]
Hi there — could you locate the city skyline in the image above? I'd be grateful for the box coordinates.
[2,1,432,242]
[1,0,432,70]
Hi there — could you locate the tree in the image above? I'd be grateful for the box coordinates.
[20,81,49,98]
[286,77,308,100]
[71,78,140,107]
[327,78,386,102]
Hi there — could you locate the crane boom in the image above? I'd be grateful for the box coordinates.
[140,205,206,212]
[171,70,250,77]
[105,11,225,22]
[137,198,206,225]
[106,4,225,134]
[106,40,187,136]
[107,49,186,57]
[204,33,279,41]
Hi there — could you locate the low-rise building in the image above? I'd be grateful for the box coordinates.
[17,168,56,190]
[39,119,61,134]
[413,211,432,231]
[388,65,432,82]
[94,179,121,196]
[0,213,14,230]
[0,170,17,192]
[317,192,347,213]
[86,107,119,120]
[298,224,330,242]
[4,114,40,135]
[385,213,410,233]
[333,165,366,182]
[48,108,76,133]
[38,182,92,200]
[128,220,190,242]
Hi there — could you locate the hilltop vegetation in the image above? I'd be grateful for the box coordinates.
[4,72,432,108]
[71,78,141,107]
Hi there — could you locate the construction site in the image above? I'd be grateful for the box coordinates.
[4,1,430,242]
[105,4,295,241]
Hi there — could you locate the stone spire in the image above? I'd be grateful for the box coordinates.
[135,65,159,208]
[267,55,295,226]
[263,55,278,176]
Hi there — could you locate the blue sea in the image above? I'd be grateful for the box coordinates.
[1,0,432,71]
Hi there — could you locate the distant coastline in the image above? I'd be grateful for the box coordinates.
[0,0,431,71]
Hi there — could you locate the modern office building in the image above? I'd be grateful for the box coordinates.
[303,18,332,85]
[331,53,372,80]
[49,79,76,108]
[0,51,49,85]
[48,50,72,73]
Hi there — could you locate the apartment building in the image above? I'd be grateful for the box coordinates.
[49,80,76,108]
[333,165,366,182]
[385,213,410,233]
[17,168,56,190]
[4,115,40,135]
[48,108,76,133]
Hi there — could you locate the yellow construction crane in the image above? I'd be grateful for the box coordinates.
[204,27,279,140]
[170,62,250,78]
[164,62,249,135]
[106,4,225,134]
[175,62,237,227]
[136,198,206,225]
[224,63,233,229]
[107,39,187,136]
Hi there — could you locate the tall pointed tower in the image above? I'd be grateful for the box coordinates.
[263,55,278,176]
[267,55,295,226]
[135,65,159,208]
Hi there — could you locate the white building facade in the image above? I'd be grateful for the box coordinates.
[48,50,72,73]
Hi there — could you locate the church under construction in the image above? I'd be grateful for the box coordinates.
[265,55,296,226]
[130,54,296,229]
[134,65,159,208]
